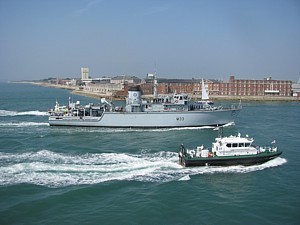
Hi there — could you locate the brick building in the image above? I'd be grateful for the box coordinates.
[158,79,200,95]
[140,78,202,96]
[138,76,292,98]
[85,75,292,99]
[219,76,292,97]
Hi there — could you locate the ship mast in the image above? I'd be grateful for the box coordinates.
[153,72,158,99]
[201,78,209,100]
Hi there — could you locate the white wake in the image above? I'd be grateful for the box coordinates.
[0,110,48,117]
[0,122,49,127]
[0,150,286,188]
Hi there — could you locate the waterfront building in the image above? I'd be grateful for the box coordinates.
[140,82,154,95]
[66,79,78,86]
[74,68,294,99]
[156,78,198,95]
[88,77,112,84]
[111,76,141,85]
[292,81,300,97]
[81,67,90,82]
[220,76,292,97]
[84,82,124,97]
[138,76,292,98]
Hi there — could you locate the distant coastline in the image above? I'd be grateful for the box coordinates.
[11,81,300,102]
[21,81,124,100]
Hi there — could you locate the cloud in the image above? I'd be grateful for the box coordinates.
[71,0,104,17]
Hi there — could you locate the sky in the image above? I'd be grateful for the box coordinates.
[0,0,300,82]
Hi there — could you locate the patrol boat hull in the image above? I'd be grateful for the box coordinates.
[180,151,282,167]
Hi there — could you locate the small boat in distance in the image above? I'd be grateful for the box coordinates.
[179,128,282,167]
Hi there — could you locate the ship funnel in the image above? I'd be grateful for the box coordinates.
[127,86,141,105]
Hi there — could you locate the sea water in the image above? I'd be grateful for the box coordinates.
[0,83,299,225]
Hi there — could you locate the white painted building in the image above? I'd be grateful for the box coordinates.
[84,82,124,96]
[111,75,141,85]
[81,67,90,82]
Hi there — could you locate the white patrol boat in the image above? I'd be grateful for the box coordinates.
[179,129,282,167]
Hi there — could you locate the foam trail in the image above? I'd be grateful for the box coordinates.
[60,126,220,134]
[0,151,286,188]
[0,110,48,117]
[184,157,287,175]
[0,150,181,187]
[0,122,49,127]
[178,175,190,181]
[97,126,218,133]
[223,122,235,127]
[157,122,235,132]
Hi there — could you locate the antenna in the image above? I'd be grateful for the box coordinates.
[151,61,158,99]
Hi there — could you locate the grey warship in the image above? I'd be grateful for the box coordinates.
[48,81,241,128]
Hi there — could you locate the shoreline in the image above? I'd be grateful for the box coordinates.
[21,81,300,102]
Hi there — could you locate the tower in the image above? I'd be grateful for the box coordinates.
[81,67,89,81]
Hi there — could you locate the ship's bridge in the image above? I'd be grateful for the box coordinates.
[212,134,257,156]
[172,93,188,105]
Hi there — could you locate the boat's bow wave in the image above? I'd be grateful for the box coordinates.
[0,110,48,117]
[0,150,286,188]
[184,157,287,175]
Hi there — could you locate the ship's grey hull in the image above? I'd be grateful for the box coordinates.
[49,109,240,128]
